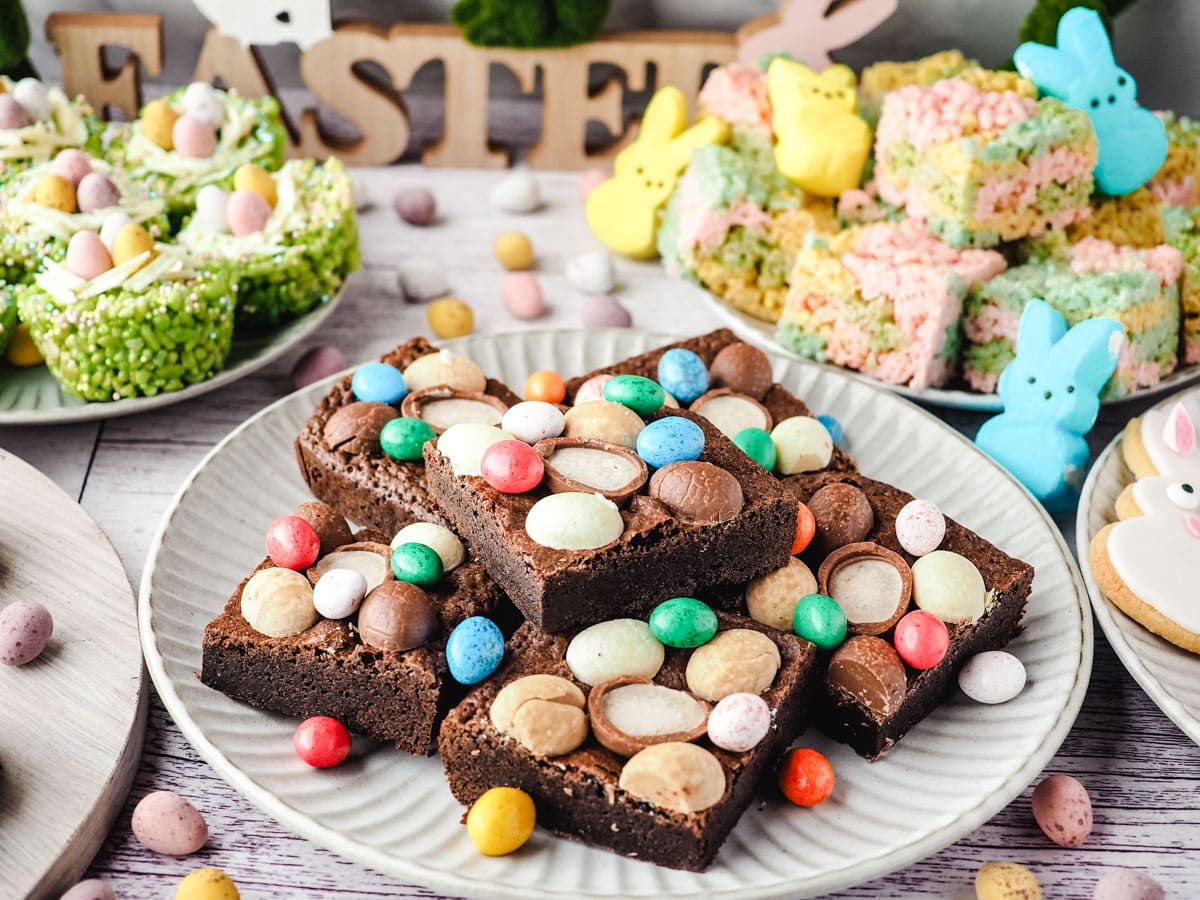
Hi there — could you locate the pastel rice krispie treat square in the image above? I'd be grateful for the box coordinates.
[1163,205,1200,363]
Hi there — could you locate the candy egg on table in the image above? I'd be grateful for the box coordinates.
[76,172,120,213]
[226,189,272,236]
[293,716,352,768]
[0,600,53,666]
[351,361,407,404]
[380,416,437,461]
[778,747,835,806]
[65,231,113,281]
[12,77,50,120]
[1032,774,1093,848]
[489,169,541,213]
[446,615,505,684]
[893,609,949,669]
[604,374,665,417]
[182,81,224,125]
[51,148,92,185]
[566,250,615,293]
[975,861,1041,900]
[707,692,772,752]
[427,297,475,338]
[266,515,322,570]
[895,498,946,556]
[175,867,240,900]
[481,438,545,493]
[398,257,450,301]
[391,541,444,586]
[32,173,76,212]
[502,400,565,444]
[312,567,369,619]
[466,786,536,856]
[394,186,437,225]
[580,293,632,328]
[494,230,534,270]
[566,618,664,684]
[0,94,31,129]
[131,790,208,855]
[771,415,834,474]
[657,348,710,404]
[233,162,278,207]
[60,879,117,900]
[525,491,624,550]
[172,115,217,159]
[525,369,566,404]
[391,521,465,572]
[99,212,135,252]
[958,650,1027,704]
[291,345,347,390]
[649,596,719,648]
[636,416,705,468]
[1093,869,1164,900]
[501,271,545,320]
[141,98,179,150]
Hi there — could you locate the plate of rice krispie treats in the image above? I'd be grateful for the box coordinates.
[0,81,359,424]
[644,48,1200,411]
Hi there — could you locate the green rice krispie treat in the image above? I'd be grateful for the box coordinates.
[0,282,16,356]
[176,157,359,329]
[115,82,286,225]
[0,76,103,194]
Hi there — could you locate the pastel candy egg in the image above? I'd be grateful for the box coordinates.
[32,173,76,212]
[636,416,705,468]
[604,374,664,416]
[466,786,536,856]
[227,189,272,236]
[446,615,505,684]
[580,293,632,328]
[893,609,949,669]
[141,98,179,150]
[51,148,92,185]
[481,438,545,493]
[0,600,53,666]
[1093,869,1164,900]
[707,692,772,752]
[398,257,450,301]
[502,400,565,444]
[912,550,986,624]
[427,297,475,338]
[175,867,240,900]
[1032,774,1093,848]
[489,169,541,213]
[771,416,833,474]
[975,861,1041,900]
[233,162,278,207]
[958,650,1026,704]
[501,271,545,320]
[437,423,513,476]
[792,593,847,650]
[686,629,780,701]
[403,350,486,393]
[391,541,444,586]
[657,348,710,404]
[380,416,437,461]
[12,78,50,120]
[734,426,777,470]
[351,361,407,404]
[391,521,465,572]
[76,172,120,213]
[0,94,31,129]
[494,230,534,270]
[563,400,644,449]
[181,81,224,125]
[240,568,317,638]
[574,373,613,404]
[312,567,369,619]
[131,790,208,855]
[112,223,156,268]
[61,879,117,900]
[566,618,665,685]
[99,212,134,252]
[649,596,719,648]
[394,186,436,225]
[818,414,844,448]
[172,115,217,158]
[266,515,321,570]
[525,491,624,550]
[566,250,615,293]
[895,498,946,556]
[6,324,41,367]
[195,184,231,233]
[65,230,113,281]
[290,344,346,390]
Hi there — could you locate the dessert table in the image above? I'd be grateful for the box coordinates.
[3,167,1197,898]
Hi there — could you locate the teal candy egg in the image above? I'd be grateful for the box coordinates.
[352,362,408,404]
[636,416,705,468]
[391,541,444,586]
[657,348,709,404]
[649,597,718,648]
[734,426,777,470]
[380,417,436,461]
[792,593,847,650]
[446,616,505,684]
[603,374,665,416]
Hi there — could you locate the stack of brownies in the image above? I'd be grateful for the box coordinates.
[200,328,1034,870]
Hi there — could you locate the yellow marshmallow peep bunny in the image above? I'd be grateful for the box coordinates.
[585,86,729,259]
[767,58,871,197]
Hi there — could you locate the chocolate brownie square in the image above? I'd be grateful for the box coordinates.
[295,336,521,533]
[439,613,816,871]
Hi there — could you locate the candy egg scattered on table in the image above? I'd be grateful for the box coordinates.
[580,293,632,328]
[175,867,240,900]
[60,879,117,900]
[131,790,209,855]
[566,250,615,293]
[394,186,437,225]
[291,345,347,389]
[490,169,541,213]
[494,230,534,270]
[501,271,545,319]
[1031,773,1093,848]
[427,297,475,337]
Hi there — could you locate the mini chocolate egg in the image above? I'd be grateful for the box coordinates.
[494,230,533,270]
[111,222,156,268]
[975,861,1041,900]
[808,482,874,553]
[172,114,217,158]
[649,596,719,648]
[501,272,545,320]
[657,348,710,404]
[895,498,946,556]
[12,78,50,121]
[141,98,179,150]
[525,492,624,550]
[51,148,92,186]
[427,297,475,338]
[502,400,565,444]
[446,615,505,684]
[707,692,771,752]
[357,581,438,651]
[466,786,536,856]
[226,189,272,236]
[61,879,117,900]
[573,374,614,404]
[0,600,53,666]
[489,169,541,213]
[323,401,398,456]
[566,250,615,293]
[351,361,407,404]
[1032,774,1092,848]
[709,341,774,400]
[312,567,369,619]
[175,867,240,900]
[291,345,346,390]
[580,293,632,328]
[76,172,120,213]
[99,212,134,252]
[0,94,31,129]
[826,636,907,718]
[181,81,224,125]
[649,460,743,523]
[234,162,278,207]
[32,173,76,212]
[65,230,113,281]
[563,400,644,449]
[958,650,1026,704]
[1093,869,1164,900]
[292,500,354,555]
[132,790,209,856]
[604,374,665,416]
[636,416,705,469]
[771,416,833,474]
[912,550,986,624]
[394,186,436,226]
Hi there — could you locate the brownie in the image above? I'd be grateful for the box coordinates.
[438,613,816,871]
[295,336,522,533]
[424,408,797,633]
[200,526,516,756]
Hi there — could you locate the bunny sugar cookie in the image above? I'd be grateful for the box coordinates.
[585,86,729,258]
[1090,398,1200,652]
[1014,6,1167,196]
[767,58,871,197]
[975,299,1124,514]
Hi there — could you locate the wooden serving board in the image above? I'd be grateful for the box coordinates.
[0,448,146,900]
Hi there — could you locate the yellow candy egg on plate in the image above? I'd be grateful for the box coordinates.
[32,173,77,213]
[233,163,278,208]
[112,223,157,270]
[6,324,42,367]
[466,786,536,856]
[142,98,180,150]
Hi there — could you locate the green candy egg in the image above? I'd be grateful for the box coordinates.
[381,417,436,461]
[391,541,444,586]
[734,426,777,470]
[648,596,718,648]
[603,374,665,417]
[792,593,847,650]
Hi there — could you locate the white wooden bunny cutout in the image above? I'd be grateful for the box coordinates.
[192,0,332,49]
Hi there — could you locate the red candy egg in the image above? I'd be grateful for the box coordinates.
[266,515,321,570]
[778,747,835,806]
[480,439,544,493]
[893,609,949,670]
[293,716,351,768]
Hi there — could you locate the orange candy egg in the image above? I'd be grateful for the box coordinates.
[778,747,834,807]
[525,369,566,404]
[792,501,815,555]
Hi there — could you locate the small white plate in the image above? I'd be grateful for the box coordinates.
[1076,386,1200,744]
[140,329,1092,898]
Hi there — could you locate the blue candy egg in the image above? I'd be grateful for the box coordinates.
[657,348,710,404]
[446,615,505,684]
[817,414,844,448]
[351,362,408,404]
[637,416,705,468]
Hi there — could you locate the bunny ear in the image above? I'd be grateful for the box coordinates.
[1163,402,1197,456]
[663,115,730,172]
[1049,316,1125,395]
[637,86,688,147]
[1015,299,1069,360]
[1057,6,1115,68]
[1013,43,1073,99]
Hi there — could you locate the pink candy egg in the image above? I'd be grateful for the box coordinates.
[574,373,614,404]
[131,790,209,856]
[0,600,53,666]
[480,439,545,493]
[60,879,117,900]
[577,167,608,201]
[1093,868,1164,900]
[75,172,121,213]
[895,498,946,556]
[51,149,93,186]
[227,189,272,236]
[65,230,114,281]
[1032,773,1093,848]
[291,345,348,390]
[893,609,949,669]
[501,272,545,320]
[172,114,218,159]
[581,293,632,328]
[0,94,31,129]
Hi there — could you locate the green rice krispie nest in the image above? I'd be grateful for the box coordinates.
[0,157,169,284]
[176,157,360,329]
[0,282,16,356]
[115,87,286,224]
[15,250,235,400]
[0,77,103,194]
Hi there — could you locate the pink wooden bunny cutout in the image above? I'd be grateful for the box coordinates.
[736,0,898,70]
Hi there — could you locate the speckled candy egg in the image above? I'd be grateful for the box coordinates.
[574,374,614,404]
[51,148,92,186]
[140,98,179,149]
[61,879,117,900]
[0,94,31,129]
[99,212,134,252]
[112,223,155,268]
[227,189,272,236]
[501,272,545,320]
[895,498,946,556]
[172,115,217,158]
[291,345,346,390]
[195,184,231,233]
[649,596,719,648]
[131,790,209,855]
[707,692,772,752]
[636,416,705,468]
[1093,868,1164,900]
[427,297,475,338]
[0,600,53,666]
[657,349,710,404]
[958,650,1026,704]
[12,78,50,121]
[76,172,120,213]
[604,374,665,416]
[975,861,1041,900]
[32,173,76,212]
[65,230,113,281]
[501,400,565,444]
[175,867,240,900]
[580,293,632,328]
[1031,774,1093,848]
[446,615,505,684]
[524,491,624,550]
[181,81,224,125]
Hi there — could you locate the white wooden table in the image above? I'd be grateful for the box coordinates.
[3,168,1197,899]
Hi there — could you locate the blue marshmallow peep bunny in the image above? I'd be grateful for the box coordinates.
[1014,6,1166,196]
[975,300,1124,513]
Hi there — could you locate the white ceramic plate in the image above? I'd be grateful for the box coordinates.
[0,274,355,425]
[706,287,1200,413]
[140,329,1092,898]
[1076,386,1200,744]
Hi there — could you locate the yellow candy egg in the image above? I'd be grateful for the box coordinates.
[466,786,536,856]
[142,98,180,150]
[233,163,278,209]
[175,867,239,900]
[975,861,1042,900]
[111,223,157,269]
[6,324,42,367]
[31,174,77,213]
[427,296,474,338]
[494,231,534,271]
